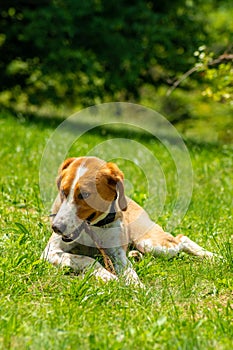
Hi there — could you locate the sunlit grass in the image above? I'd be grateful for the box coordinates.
[0,111,232,349]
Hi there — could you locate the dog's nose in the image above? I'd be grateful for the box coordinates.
[52,223,67,235]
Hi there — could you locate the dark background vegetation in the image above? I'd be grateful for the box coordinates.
[0,0,232,141]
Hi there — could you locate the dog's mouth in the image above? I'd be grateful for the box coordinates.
[61,221,86,243]
[62,236,74,243]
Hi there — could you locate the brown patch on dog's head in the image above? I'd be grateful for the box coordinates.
[96,162,127,211]
[56,158,76,189]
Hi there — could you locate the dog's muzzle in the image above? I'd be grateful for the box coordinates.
[52,221,86,243]
[51,200,117,244]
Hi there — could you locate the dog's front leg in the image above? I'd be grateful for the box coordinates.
[105,247,142,286]
[41,243,118,283]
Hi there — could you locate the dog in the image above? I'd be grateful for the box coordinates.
[41,156,214,285]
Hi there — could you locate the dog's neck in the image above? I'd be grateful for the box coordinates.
[92,211,116,227]
[91,199,118,228]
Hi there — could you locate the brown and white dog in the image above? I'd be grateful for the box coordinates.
[41,156,214,285]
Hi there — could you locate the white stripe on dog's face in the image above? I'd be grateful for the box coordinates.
[68,165,88,201]
[53,165,88,236]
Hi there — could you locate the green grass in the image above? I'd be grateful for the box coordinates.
[0,110,233,350]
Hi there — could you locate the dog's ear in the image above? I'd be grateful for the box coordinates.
[101,162,127,211]
[56,157,76,189]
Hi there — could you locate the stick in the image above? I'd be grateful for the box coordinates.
[84,224,116,275]
[167,51,233,96]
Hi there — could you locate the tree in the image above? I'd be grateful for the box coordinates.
[0,0,226,106]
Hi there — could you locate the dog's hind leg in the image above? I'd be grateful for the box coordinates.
[175,235,214,257]
[125,200,214,258]
[134,227,214,258]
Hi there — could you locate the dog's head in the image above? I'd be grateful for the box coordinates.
[52,157,127,241]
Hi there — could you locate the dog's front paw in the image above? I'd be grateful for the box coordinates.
[93,267,118,283]
[122,267,144,287]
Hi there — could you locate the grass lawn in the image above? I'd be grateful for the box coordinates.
[0,109,232,350]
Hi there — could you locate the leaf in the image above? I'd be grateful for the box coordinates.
[15,222,30,236]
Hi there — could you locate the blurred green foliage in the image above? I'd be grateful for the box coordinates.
[0,0,232,107]
[194,47,233,103]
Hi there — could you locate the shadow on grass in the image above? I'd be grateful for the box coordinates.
[0,105,228,151]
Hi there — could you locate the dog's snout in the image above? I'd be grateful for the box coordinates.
[52,223,67,235]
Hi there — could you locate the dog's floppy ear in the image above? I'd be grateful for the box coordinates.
[56,157,76,189]
[101,162,127,211]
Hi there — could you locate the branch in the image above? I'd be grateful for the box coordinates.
[166,52,233,96]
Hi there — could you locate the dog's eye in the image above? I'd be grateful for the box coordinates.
[78,192,90,200]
